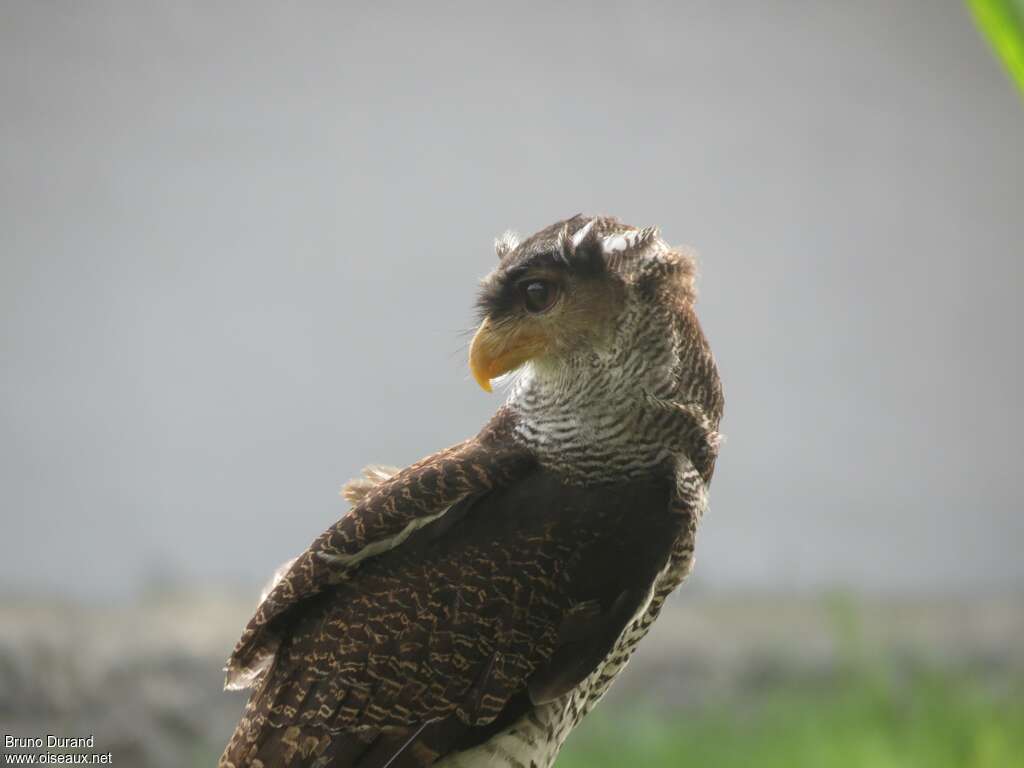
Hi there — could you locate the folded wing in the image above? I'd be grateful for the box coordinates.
[221,415,686,768]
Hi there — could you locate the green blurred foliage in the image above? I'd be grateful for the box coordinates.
[968,0,1024,95]
[559,596,1024,768]
[559,669,1024,768]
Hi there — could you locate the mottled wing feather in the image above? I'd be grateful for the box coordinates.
[222,466,680,768]
[342,465,402,506]
[226,411,535,689]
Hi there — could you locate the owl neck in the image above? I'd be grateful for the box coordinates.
[505,300,689,484]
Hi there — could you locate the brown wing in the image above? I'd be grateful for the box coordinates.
[220,454,682,768]
[225,410,535,691]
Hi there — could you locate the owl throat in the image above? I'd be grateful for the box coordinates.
[505,297,689,484]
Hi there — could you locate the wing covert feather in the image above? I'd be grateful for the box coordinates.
[225,411,535,689]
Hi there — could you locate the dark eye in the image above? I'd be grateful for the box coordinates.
[518,280,558,313]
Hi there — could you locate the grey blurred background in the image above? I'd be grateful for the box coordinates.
[3,2,1024,765]
[2,1,1022,599]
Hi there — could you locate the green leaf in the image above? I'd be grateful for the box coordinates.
[968,0,1024,97]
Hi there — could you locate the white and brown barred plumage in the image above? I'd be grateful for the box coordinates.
[220,215,724,768]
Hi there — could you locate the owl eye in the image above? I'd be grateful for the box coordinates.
[518,280,559,313]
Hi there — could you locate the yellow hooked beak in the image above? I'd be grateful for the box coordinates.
[469,318,546,392]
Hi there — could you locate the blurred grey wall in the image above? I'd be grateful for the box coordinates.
[2,1,1022,599]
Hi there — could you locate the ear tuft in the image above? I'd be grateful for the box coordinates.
[602,225,661,255]
[570,219,598,251]
[494,230,520,260]
[556,223,572,261]
[636,225,660,247]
